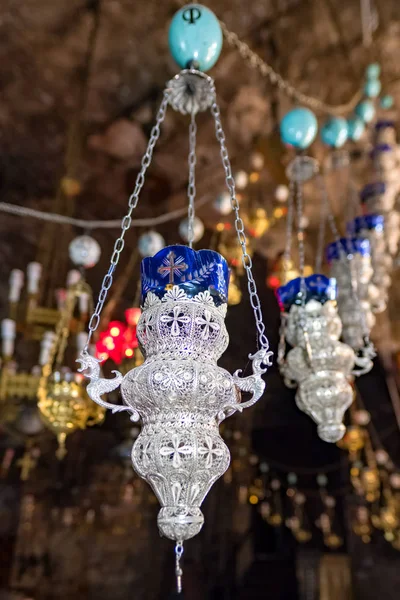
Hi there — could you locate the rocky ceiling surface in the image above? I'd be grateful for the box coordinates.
[1,0,400,242]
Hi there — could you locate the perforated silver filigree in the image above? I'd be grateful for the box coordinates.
[279,299,370,443]
[330,252,376,354]
[79,287,272,541]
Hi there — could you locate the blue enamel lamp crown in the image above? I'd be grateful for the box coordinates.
[360,182,386,202]
[277,274,337,311]
[347,214,385,235]
[375,119,395,131]
[141,245,230,305]
[326,237,371,262]
[370,143,393,157]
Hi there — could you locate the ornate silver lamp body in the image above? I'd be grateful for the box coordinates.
[360,182,400,258]
[79,247,272,541]
[348,214,392,312]
[327,238,376,353]
[77,66,272,551]
[278,276,370,443]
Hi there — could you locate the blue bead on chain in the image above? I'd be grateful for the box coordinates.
[280,107,318,149]
[168,4,223,72]
[320,117,348,148]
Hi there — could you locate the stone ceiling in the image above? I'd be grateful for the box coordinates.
[1,0,400,240]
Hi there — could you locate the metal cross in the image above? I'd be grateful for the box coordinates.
[157,251,188,284]
[17,449,37,481]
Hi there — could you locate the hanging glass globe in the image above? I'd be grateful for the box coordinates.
[365,63,381,79]
[168,4,223,71]
[347,116,365,142]
[364,78,382,98]
[69,235,101,268]
[380,95,394,110]
[138,231,166,258]
[320,117,348,148]
[280,107,318,149]
[179,216,204,243]
[214,191,232,215]
[355,100,375,123]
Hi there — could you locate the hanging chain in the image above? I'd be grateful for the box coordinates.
[210,94,269,350]
[277,312,287,368]
[283,180,295,283]
[315,182,327,273]
[314,175,341,272]
[37,282,90,400]
[361,0,378,47]
[295,182,306,282]
[219,21,362,116]
[317,175,372,344]
[187,111,197,248]
[83,91,170,351]
[175,541,184,594]
[293,181,314,365]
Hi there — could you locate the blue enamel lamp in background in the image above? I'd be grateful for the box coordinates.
[360,181,386,203]
[380,95,394,110]
[168,4,223,72]
[320,117,348,148]
[364,79,382,99]
[347,116,365,141]
[365,63,381,79]
[277,274,337,311]
[326,237,371,263]
[347,213,385,235]
[355,100,376,123]
[280,108,318,149]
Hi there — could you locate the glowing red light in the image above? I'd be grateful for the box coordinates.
[95,317,139,365]
[125,307,141,327]
[267,275,281,290]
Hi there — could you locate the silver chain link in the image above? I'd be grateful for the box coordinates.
[295,183,306,280]
[283,180,295,280]
[83,91,170,351]
[315,179,328,273]
[187,112,197,248]
[175,541,184,594]
[210,94,269,350]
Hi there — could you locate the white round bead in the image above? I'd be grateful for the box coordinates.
[179,217,205,243]
[275,184,289,202]
[138,231,166,258]
[69,235,101,268]
[234,170,249,190]
[214,192,232,216]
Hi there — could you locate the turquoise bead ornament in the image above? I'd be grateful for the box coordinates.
[364,79,382,98]
[365,63,381,79]
[280,107,318,149]
[320,117,348,148]
[168,4,223,72]
[347,116,365,142]
[380,95,394,110]
[355,100,375,123]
